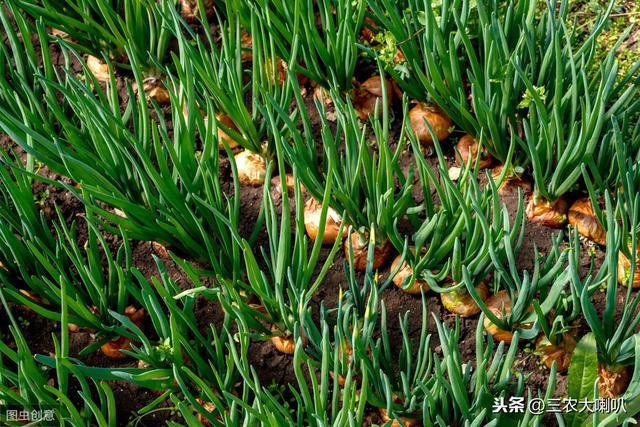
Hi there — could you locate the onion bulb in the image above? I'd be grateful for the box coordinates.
[598,364,630,398]
[180,0,215,21]
[86,55,111,83]
[440,282,488,317]
[390,250,429,295]
[151,241,171,259]
[409,102,452,145]
[617,246,640,288]
[196,398,219,426]
[271,174,303,195]
[483,290,533,343]
[351,76,393,120]
[304,198,346,244]
[455,134,493,169]
[133,77,170,105]
[344,231,393,271]
[100,306,145,359]
[234,150,266,186]
[490,165,532,196]
[535,333,576,373]
[378,394,421,427]
[526,196,569,228]
[270,324,307,355]
[240,32,253,62]
[213,113,240,150]
[568,197,605,245]
[0,260,6,272]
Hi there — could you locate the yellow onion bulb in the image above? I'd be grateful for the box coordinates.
[598,364,631,398]
[390,251,429,295]
[86,55,111,83]
[234,150,266,186]
[100,306,145,359]
[344,231,393,271]
[440,282,488,317]
[568,197,605,245]
[133,77,171,105]
[455,134,493,169]
[526,196,569,228]
[270,324,308,355]
[303,198,346,245]
[409,102,452,145]
[378,408,421,427]
[351,76,393,120]
[483,290,533,343]
[617,247,640,288]
[535,333,576,373]
[212,114,240,150]
[490,165,532,196]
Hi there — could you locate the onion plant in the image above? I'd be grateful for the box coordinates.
[165,3,295,156]
[573,193,640,398]
[0,44,253,272]
[389,136,525,304]
[14,0,175,75]
[517,14,640,226]
[465,228,569,343]
[274,71,414,264]
[248,0,366,90]
[0,290,118,426]
[217,152,343,353]
[0,155,139,341]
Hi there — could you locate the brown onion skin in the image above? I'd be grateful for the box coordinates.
[483,290,534,343]
[409,103,452,145]
[390,252,429,295]
[344,232,393,271]
[134,78,170,105]
[535,333,576,373]
[490,165,533,197]
[100,306,145,359]
[378,408,421,427]
[214,114,240,150]
[270,325,308,355]
[180,0,215,21]
[303,198,346,245]
[441,282,488,317]
[617,248,640,288]
[568,197,606,245]
[526,196,569,228]
[598,364,630,398]
[352,76,393,120]
[86,55,111,83]
[455,134,493,169]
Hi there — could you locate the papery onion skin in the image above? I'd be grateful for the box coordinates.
[409,102,452,145]
[352,76,393,120]
[304,198,346,245]
[344,232,393,271]
[180,0,215,21]
[455,134,493,169]
[535,333,576,373]
[378,408,421,427]
[270,325,308,355]
[617,248,640,288]
[213,114,240,150]
[568,197,606,245]
[234,150,266,186]
[134,78,170,105]
[598,364,630,398]
[390,251,429,295]
[100,306,145,359]
[526,196,569,228]
[483,290,533,343]
[86,55,111,83]
[441,282,488,317]
[490,165,533,197]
